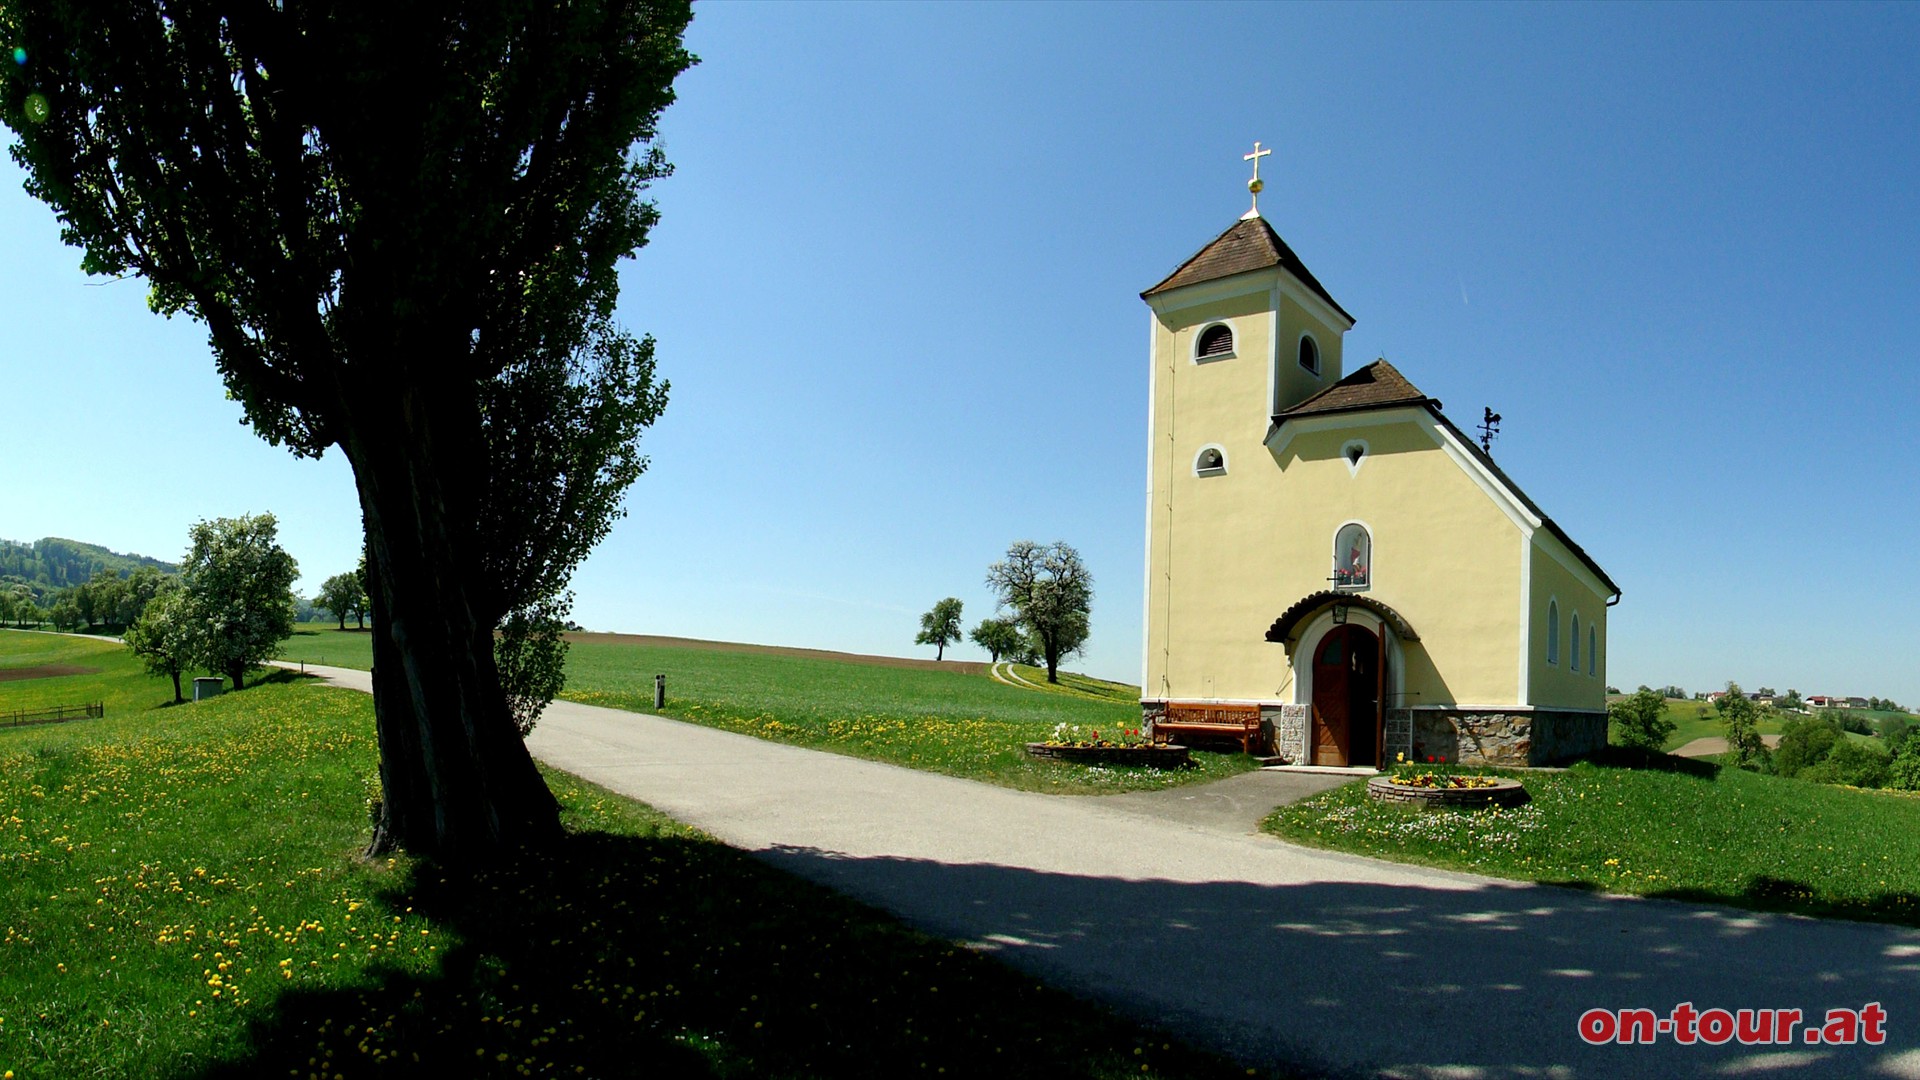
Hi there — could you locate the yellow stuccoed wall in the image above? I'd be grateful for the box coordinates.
[1145,409,1528,706]
[1528,538,1610,711]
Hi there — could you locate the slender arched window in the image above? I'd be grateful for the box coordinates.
[1547,600,1560,665]
[1589,626,1597,676]
[1332,523,1370,591]
[1571,613,1582,672]
[1194,446,1226,476]
[1298,335,1320,375]
[1196,324,1234,359]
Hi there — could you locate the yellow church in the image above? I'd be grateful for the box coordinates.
[1140,151,1619,769]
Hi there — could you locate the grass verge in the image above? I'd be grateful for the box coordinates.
[276,628,1254,795]
[0,673,1283,1079]
[558,639,1252,794]
[1263,751,1920,926]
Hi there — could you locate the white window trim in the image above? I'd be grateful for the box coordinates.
[1192,321,1236,364]
[1298,331,1323,377]
[1193,443,1228,477]
[1331,519,1373,593]
[1340,438,1370,477]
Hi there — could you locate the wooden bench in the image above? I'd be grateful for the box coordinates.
[1147,703,1265,754]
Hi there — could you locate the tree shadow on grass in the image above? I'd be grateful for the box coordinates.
[189,829,1279,1080]
[1584,746,1721,778]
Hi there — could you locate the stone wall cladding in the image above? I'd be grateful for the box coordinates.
[1411,709,1607,767]
[1274,704,1308,765]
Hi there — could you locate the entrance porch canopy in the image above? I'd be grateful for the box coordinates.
[1264,591,1421,647]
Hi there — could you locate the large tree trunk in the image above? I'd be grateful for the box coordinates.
[345,384,561,863]
[170,670,183,704]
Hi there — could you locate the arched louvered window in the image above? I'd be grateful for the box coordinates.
[1547,601,1560,665]
[1194,446,1226,476]
[1196,324,1234,359]
[1298,335,1320,375]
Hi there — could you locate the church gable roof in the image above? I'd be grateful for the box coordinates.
[1268,359,1621,599]
[1141,217,1354,323]
[1277,359,1431,419]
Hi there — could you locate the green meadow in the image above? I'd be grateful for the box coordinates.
[278,628,1258,794]
[0,629,1279,1079]
[1265,753,1920,926]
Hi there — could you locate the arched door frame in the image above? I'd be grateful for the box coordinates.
[1291,607,1407,712]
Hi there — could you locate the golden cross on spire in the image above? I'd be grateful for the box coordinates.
[1242,141,1272,220]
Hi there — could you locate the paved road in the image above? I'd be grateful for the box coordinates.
[290,664,1920,1079]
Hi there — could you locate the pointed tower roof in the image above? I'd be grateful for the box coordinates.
[1141,216,1354,324]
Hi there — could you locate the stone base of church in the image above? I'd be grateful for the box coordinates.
[1139,702,1606,768]
[1409,708,1606,767]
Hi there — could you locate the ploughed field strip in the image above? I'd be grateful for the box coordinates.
[0,663,101,682]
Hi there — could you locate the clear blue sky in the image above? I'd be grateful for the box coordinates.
[4,2,1918,704]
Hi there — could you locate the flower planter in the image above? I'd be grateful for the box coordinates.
[1366,775,1528,808]
[1025,742,1192,769]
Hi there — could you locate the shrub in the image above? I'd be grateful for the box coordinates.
[1890,743,1920,792]
[1774,713,1844,779]
[1608,687,1676,753]
[1801,740,1892,789]
[1832,709,1875,736]
[1880,715,1911,757]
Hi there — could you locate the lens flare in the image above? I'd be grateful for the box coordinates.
[24,92,50,123]
[10,48,24,65]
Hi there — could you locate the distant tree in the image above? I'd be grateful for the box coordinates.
[1756,687,1777,698]
[1608,687,1675,753]
[1830,708,1875,736]
[914,598,964,661]
[1778,688,1804,712]
[1716,681,1768,770]
[969,618,1024,663]
[73,580,99,628]
[115,565,168,628]
[318,572,366,632]
[985,541,1091,685]
[1605,684,1622,695]
[14,600,43,628]
[124,583,194,704]
[48,592,83,631]
[88,572,128,629]
[1773,712,1843,779]
[179,515,298,691]
[0,590,11,626]
[1880,715,1912,758]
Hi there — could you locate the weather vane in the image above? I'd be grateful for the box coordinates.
[1241,141,1271,220]
[1478,406,1502,454]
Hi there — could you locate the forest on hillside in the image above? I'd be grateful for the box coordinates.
[0,537,179,601]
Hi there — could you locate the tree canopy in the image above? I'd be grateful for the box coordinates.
[914,598,964,661]
[3,0,695,861]
[985,541,1091,685]
[179,514,299,691]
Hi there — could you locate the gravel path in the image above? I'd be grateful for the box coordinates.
[289,664,1920,1079]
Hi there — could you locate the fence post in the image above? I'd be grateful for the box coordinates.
[654,674,666,710]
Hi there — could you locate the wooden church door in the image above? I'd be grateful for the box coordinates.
[1312,624,1382,767]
